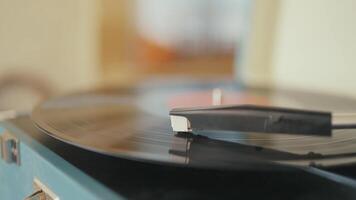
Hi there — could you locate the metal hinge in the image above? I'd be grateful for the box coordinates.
[24,178,59,200]
[0,131,20,165]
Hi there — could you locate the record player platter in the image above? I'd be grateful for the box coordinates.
[31,80,356,170]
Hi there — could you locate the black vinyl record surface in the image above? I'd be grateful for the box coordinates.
[31,80,356,170]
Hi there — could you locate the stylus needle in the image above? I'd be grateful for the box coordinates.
[170,105,356,136]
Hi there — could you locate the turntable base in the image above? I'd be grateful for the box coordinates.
[2,116,356,200]
[0,116,121,200]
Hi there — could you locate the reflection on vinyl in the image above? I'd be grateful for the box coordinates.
[31,81,356,170]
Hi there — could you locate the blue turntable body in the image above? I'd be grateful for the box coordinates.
[0,118,122,200]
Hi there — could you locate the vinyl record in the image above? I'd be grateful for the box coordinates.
[31,80,356,170]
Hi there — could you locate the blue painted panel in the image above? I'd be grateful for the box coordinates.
[0,123,124,200]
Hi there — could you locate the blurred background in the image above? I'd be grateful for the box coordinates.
[0,0,355,111]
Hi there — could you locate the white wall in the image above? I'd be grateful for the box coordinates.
[237,0,279,86]
[242,0,356,98]
[0,0,100,93]
[272,0,356,97]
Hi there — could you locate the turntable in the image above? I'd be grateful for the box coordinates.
[2,80,356,200]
